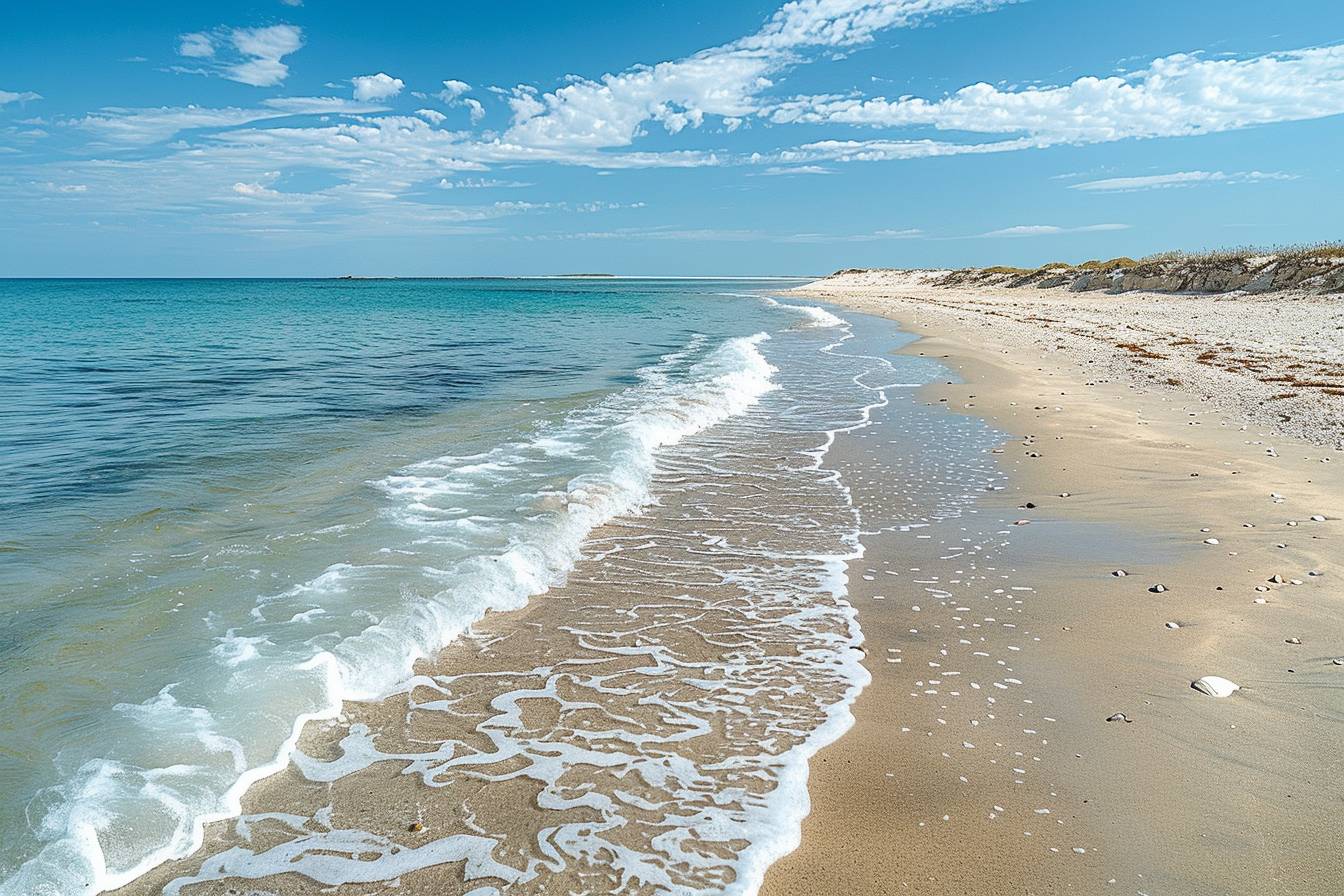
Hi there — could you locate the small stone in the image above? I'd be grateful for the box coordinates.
[1013,519,1031,526]
[1311,515,1326,522]
[1285,637,1302,645]
[408,822,424,833]
[1204,538,1220,545]
[1269,574,1285,584]
[1287,521,1298,527]
[1192,676,1240,698]
[1105,712,1132,723]
[1112,569,1128,577]
[1059,492,1072,498]
[1254,597,1268,604]
[1333,658,1344,666]
[1165,621,1181,630]
[1150,584,1167,593]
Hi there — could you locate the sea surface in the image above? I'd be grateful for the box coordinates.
[0,278,986,895]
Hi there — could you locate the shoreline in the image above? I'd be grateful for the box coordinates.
[105,302,933,896]
[763,281,1343,894]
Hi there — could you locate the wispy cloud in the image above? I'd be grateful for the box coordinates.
[175,24,304,87]
[756,165,835,176]
[67,97,390,145]
[768,44,1344,154]
[980,223,1130,238]
[503,0,1019,150]
[1070,170,1297,192]
[0,89,42,106]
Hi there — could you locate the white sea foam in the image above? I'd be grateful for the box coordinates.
[2,332,780,896]
[754,294,847,329]
[139,306,922,896]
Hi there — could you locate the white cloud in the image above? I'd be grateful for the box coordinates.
[415,108,447,124]
[177,24,303,87]
[177,33,215,58]
[262,96,393,115]
[353,73,405,102]
[229,25,304,86]
[233,181,283,198]
[1070,170,1297,192]
[769,44,1344,148]
[981,223,1130,238]
[440,80,472,99]
[1,89,43,106]
[757,164,834,175]
[437,177,533,189]
[72,105,287,144]
[68,98,387,145]
[503,0,1016,150]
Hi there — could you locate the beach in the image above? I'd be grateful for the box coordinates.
[766,273,1344,895]
[4,276,1340,895]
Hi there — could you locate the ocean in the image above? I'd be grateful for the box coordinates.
[0,278,987,895]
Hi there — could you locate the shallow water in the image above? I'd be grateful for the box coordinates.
[0,280,999,895]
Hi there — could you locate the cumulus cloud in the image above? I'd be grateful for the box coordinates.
[353,73,405,102]
[769,44,1344,147]
[176,24,304,87]
[1070,170,1297,192]
[439,80,472,99]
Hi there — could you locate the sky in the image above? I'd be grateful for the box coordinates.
[1,0,1342,276]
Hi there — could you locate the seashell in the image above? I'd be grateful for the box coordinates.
[1191,676,1240,698]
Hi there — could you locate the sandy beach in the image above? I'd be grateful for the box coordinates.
[765,273,1343,895]
[60,273,1338,896]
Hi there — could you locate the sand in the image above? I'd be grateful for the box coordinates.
[763,277,1344,895]
[105,278,1343,896]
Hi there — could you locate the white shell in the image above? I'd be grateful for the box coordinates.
[1192,676,1240,698]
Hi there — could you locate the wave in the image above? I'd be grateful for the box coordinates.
[755,295,847,329]
[1,333,779,896]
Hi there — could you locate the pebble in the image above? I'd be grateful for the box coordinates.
[1112,569,1128,577]
[1286,637,1302,645]
[1013,519,1031,526]
[408,822,424,833]
[1333,658,1344,666]
[1165,621,1181,630]
[1203,538,1219,545]
[1310,515,1326,522]
[1106,712,1131,723]
[1269,574,1285,584]
[1253,597,1268,604]
[1149,584,1167,593]
[1192,676,1240,698]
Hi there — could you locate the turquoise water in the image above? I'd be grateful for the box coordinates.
[0,278,815,893]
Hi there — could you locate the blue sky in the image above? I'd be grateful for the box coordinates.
[2,0,1342,276]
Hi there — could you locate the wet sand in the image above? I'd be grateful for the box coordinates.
[765,284,1344,895]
